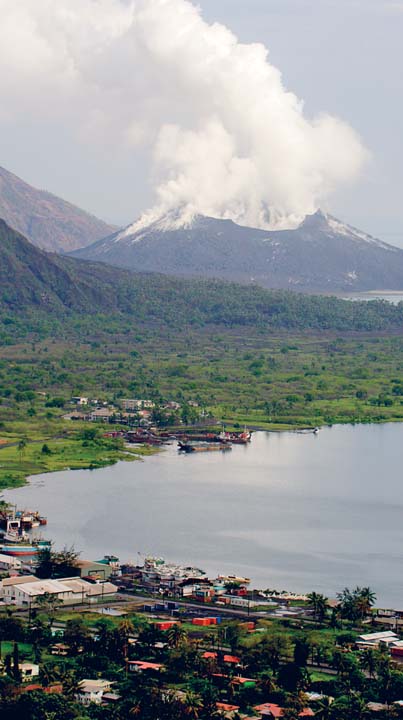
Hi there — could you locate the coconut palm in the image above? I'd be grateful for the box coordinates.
[307,592,329,623]
[360,647,377,678]
[183,690,203,718]
[314,696,333,719]
[167,623,188,649]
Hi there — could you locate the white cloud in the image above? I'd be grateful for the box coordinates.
[0,0,368,229]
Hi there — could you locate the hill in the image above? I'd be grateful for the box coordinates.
[0,165,115,252]
[72,209,403,293]
[1,218,403,333]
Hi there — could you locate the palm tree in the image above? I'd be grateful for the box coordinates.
[307,592,329,623]
[167,623,188,649]
[314,696,333,719]
[360,647,377,678]
[17,438,27,463]
[35,592,63,630]
[183,690,203,718]
[118,618,135,658]
[61,669,81,699]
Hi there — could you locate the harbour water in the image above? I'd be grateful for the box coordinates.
[4,424,403,607]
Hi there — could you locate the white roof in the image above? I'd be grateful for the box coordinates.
[79,679,112,693]
[17,579,73,597]
[0,553,21,563]
[86,582,117,596]
[2,575,37,587]
[359,631,398,641]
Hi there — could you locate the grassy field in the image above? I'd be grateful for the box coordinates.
[0,422,156,490]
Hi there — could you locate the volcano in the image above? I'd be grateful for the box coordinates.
[71,209,403,293]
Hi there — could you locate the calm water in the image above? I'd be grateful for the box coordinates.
[4,425,403,607]
[344,292,403,305]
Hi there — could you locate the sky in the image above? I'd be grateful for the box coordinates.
[0,0,402,243]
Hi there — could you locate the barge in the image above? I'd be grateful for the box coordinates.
[178,441,232,454]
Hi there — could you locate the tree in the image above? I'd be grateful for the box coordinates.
[12,642,21,683]
[167,623,188,649]
[34,593,62,630]
[35,544,79,579]
[314,695,333,720]
[17,438,27,463]
[61,669,81,699]
[64,617,90,654]
[360,647,377,678]
[336,587,376,622]
[294,638,311,667]
[183,690,203,719]
[307,592,329,623]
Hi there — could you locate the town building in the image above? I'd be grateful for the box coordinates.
[76,559,114,581]
[19,663,40,681]
[0,553,22,570]
[0,575,117,606]
[76,679,113,706]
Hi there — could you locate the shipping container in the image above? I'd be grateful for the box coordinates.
[154,621,177,631]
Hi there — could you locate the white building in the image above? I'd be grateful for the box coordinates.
[19,663,40,680]
[0,553,22,570]
[356,631,399,649]
[121,398,154,411]
[0,575,118,606]
[76,679,113,705]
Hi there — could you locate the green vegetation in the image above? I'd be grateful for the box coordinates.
[0,424,154,490]
[0,584,401,719]
[3,311,403,488]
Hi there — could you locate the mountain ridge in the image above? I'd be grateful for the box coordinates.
[2,217,403,333]
[0,165,116,252]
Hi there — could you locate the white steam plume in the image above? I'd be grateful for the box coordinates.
[0,0,368,230]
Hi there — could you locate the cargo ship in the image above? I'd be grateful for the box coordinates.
[125,429,166,446]
[0,539,51,557]
[219,429,252,444]
[178,441,232,454]
[177,428,252,445]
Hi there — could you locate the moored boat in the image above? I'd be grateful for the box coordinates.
[0,544,41,556]
[178,441,232,453]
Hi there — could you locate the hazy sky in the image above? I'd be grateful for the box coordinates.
[1,0,402,243]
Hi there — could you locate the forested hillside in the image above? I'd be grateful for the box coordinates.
[1,218,403,334]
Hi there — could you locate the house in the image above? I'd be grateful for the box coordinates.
[121,399,154,411]
[127,661,163,674]
[71,397,89,406]
[76,679,113,706]
[253,704,314,718]
[89,408,114,423]
[22,683,62,695]
[0,553,22,570]
[19,663,40,681]
[50,643,70,656]
[216,702,240,718]
[202,652,240,664]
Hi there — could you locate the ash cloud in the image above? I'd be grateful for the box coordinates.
[0,0,368,229]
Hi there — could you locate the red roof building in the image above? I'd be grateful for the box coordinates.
[253,704,314,718]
